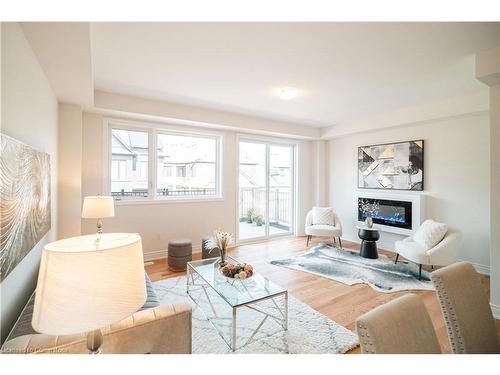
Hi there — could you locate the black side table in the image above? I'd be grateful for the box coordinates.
[357,227,380,259]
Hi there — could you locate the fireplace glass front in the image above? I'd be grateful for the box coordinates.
[358,197,412,230]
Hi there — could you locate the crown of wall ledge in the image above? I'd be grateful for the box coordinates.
[320,91,489,140]
[92,90,321,140]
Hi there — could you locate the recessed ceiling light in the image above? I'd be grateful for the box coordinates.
[276,87,298,100]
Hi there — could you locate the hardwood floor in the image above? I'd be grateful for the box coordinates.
[145,235,500,354]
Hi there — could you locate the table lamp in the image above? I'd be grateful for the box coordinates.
[82,196,115,236]
[32,233,147,354]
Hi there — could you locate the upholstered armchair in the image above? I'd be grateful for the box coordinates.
[431,262,500,353]
[1,302,192,354]
[356,294,441,354]
[305,207,343,247]
[395,227,461,279]
[1,275,192,354]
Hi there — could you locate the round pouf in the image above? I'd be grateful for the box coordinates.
[358,228,380,259]
[201,236,219,260]
[168,238,192,271]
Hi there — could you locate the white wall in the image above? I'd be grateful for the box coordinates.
[94,90,320,140]
[81,113,314,260]
[0,23,58,343]
[58,103,82,239]
[327,112,491,272]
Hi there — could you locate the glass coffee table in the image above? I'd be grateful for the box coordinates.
[186,256,288,351]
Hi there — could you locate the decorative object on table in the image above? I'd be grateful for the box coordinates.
[395,220,461,280]
[81,196,115,238]
[358,226,380,259]
[0,133,51,282]
[358,140,424,190]
[220,262,254,279]
[31,233,147,354]
[201,236,219,259]
[305,207,343,247]
[154,275,359,354]
[270,243,433,293]
[365,217,373,228]
[206,229,233,266]
[168,238,192,271]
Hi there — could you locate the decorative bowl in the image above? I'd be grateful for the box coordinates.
[218,262,254,280]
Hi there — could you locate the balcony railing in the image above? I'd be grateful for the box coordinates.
[239,187,291,228]
[112,187,292,228]
[112,188,217,198]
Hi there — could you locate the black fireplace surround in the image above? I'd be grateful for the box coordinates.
[358,197,412,230]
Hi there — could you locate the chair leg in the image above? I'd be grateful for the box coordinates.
[333,237,337,245]
[394,253,399,264]
[418,264,422,280]
[306,235,310,247]
[338,237,343,249]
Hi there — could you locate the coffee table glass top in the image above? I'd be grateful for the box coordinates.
[187,256,286,307]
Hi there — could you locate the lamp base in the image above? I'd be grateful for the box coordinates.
[94,218,103,243]
[86,329,103,354]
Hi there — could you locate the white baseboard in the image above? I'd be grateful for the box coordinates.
[143,245,202,262]
[491,303,500,320]
[144,235,295,263]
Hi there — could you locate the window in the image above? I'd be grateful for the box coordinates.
[157,133,218,198]
[111,128,149,198]
[109,122,220,201]
[163,165,172,177]
[176,165,186,178]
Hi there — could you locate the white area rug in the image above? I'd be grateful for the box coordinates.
[271,243,434,293]
[153,276,359,354]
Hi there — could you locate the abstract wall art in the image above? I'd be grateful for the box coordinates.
[0,134,51,282]
[358,140,424,190]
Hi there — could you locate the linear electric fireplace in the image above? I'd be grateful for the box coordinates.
[358,197,412,230]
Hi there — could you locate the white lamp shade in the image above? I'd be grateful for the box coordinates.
[82,196,115,219]
[32,233,146,335]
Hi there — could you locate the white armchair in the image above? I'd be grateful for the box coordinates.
[305,208,343,247]
[395,227,461,280]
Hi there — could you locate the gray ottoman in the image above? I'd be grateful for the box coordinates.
[201,236,219,260]
[168,238,192,271]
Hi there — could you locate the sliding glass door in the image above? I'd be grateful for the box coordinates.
[238,140,295,241]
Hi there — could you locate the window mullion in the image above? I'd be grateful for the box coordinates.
[150,128,157,200]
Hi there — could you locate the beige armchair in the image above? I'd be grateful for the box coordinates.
[356,294,441,354]
[431,262,500,354]
[395,227,461,280]
[305,208,343,247]
[1,302,192,354]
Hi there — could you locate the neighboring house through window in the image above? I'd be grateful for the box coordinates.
[109,122,221,200]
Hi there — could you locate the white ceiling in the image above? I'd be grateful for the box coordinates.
[21,22,94,107]
[90,22,499,128]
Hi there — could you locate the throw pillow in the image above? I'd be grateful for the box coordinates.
[413,219,448,250]
[312,207,335,226]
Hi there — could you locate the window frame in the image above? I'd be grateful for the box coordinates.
[104,119,223,204]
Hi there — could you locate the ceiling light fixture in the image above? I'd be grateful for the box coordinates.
[276,87,298,100]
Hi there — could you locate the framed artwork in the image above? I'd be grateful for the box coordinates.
[358,140,424,191]
[0,133,51,282]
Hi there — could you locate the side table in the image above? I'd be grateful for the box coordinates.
[357,226,380,259]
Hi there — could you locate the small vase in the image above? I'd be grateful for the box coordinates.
[219,246,227,266]
[365,217,373,228]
